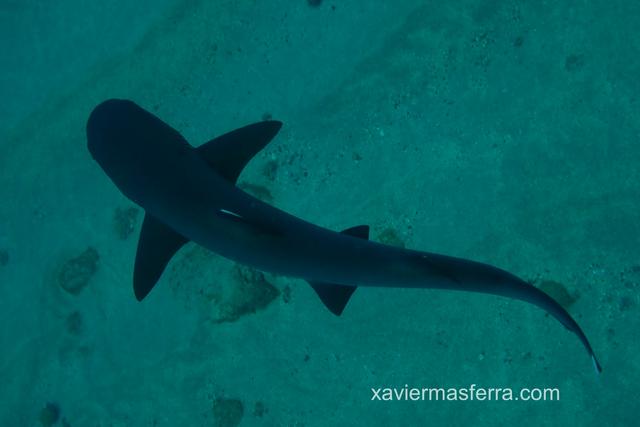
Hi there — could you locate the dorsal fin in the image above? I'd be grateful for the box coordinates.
[196,120,283,183]
[307,225,369,316]
[133,213,189,301]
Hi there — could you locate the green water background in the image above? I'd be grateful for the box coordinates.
[0,1,638,425]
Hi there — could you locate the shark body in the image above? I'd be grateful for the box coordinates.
[87,99,601,372]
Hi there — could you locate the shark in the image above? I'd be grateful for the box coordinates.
[87,99,601,373]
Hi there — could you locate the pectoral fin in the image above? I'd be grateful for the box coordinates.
[133,213,189,301]
[307,225,369,316]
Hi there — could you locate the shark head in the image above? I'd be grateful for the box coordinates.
[86,99,192,206]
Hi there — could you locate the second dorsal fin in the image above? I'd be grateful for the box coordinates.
[196,120,283,184]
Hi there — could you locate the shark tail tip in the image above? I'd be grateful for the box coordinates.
[591,355,602,375]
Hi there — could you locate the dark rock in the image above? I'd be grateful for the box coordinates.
[66,311,83,335]
[39,402,60,427]
[0,249,8,266]
[513,35,524,47]
[565,54,585,72]
[253,401,266,418]
[619,295,634,311]
[213,397,244,427]
[282,285,292,304]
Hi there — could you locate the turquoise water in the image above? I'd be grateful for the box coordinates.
[1,1,638,425]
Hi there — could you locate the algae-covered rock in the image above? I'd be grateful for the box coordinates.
[216,265,280,323]
[58,247,99,295]
[213,397,244,427]
[377,227,405,248]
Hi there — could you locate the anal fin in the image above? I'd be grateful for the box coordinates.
[307,225,369,316]
[308,281,358,316]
